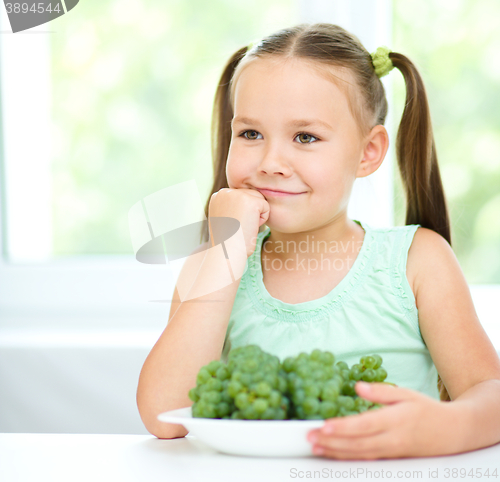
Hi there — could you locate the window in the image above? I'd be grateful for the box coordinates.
[0,0,497,332]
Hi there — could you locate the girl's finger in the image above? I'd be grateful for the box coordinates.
[320,407,389,437]
[313,431,391,460]
[355,381,419,404]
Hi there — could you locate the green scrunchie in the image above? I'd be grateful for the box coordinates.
[371,46,394,78]
[247,39,258,51]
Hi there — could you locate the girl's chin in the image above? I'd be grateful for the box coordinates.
[262,218,305,233]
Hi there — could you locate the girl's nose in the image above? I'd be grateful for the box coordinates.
[258,145,292,176]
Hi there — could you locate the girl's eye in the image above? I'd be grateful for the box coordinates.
[241,130,262,140]
[239,130,318,144]
[295,133,318,144]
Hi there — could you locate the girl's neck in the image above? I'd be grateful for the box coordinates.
[262,217,365,263]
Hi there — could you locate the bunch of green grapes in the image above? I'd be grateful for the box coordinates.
[189,346,389,420]
[339,354,389,398]
[283,350,386,420]
[189,345,290,420]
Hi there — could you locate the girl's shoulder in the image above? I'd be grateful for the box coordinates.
[406,227,456,310]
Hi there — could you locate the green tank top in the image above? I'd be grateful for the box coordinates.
[221,219,440,400]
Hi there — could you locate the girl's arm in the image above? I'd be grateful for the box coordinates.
[410,227,500,450]
[308,227,500,459]
[136,242,243,439]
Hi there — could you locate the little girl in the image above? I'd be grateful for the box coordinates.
[137,23,500,459]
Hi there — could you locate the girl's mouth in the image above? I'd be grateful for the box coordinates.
[257,189,305,198]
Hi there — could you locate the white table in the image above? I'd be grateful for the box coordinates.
[0,433,499,482]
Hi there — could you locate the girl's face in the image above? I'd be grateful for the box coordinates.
[227,57,369,234]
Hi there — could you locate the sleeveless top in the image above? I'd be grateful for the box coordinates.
[221,219,440,400]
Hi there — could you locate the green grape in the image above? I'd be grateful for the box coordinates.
[216,366,230,381]
[349,365,363,381]
[242,359,258,373]
[192,404,202,417]
[269,390,281,408]
[361,368,376,382]
[305,414,323,420]
[207,360,223,375]
[251,371,264,383]
[340,369,351,381]
[277,375,287,393]
[202,403,217,418]
[320,351,335,366]
[221,390,232,404]
[261,407,276,420]
[256,381,272,397]
[364,356,376,369]
[282,357,295,373]
[320,384,339,402]
[293,389,306,405]
[231,371,242,383]
[201,391,221,405]
[303,397,320,415]
[313,368,326,381]
[295,406,305,419]
[235,392,250,410]
[373,354,383,369]
[239,373,252,387]
[375,367,388,382]
[274,408,286,420]
[188,387,199,402]
[310,349,322,361]
[227,380,243,398]
[337,396,355,411]
[242,405,259,420]
[253,398,269,414]
[342,380,357,397]
[297,352,309,362]
[320,400,338,418]
[303,382,321,398]
[196,367,211,385]
[206,378,223,392]
[359,356,367,367]
[216,402,231,418]
[336,361,349,371]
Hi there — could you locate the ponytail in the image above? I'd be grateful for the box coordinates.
[390,52,452,402]
[200,46,249,244]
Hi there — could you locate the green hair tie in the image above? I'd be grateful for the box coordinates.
[247,39,259,52]
[371,46,394,78]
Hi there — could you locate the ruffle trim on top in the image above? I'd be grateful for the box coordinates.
[243,221,376,323]
[389,225,422,338]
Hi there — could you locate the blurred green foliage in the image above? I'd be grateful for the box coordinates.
[392,0,500,283]
[50,0,295,256]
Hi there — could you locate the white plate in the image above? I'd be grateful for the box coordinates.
[158,407,325,457]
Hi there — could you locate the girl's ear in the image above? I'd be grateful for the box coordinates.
[356,125,389,178]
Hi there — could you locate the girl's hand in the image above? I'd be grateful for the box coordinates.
[307,381,461,460]
[209,188,270,258]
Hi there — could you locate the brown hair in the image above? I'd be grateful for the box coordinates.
[202,23,451,402]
